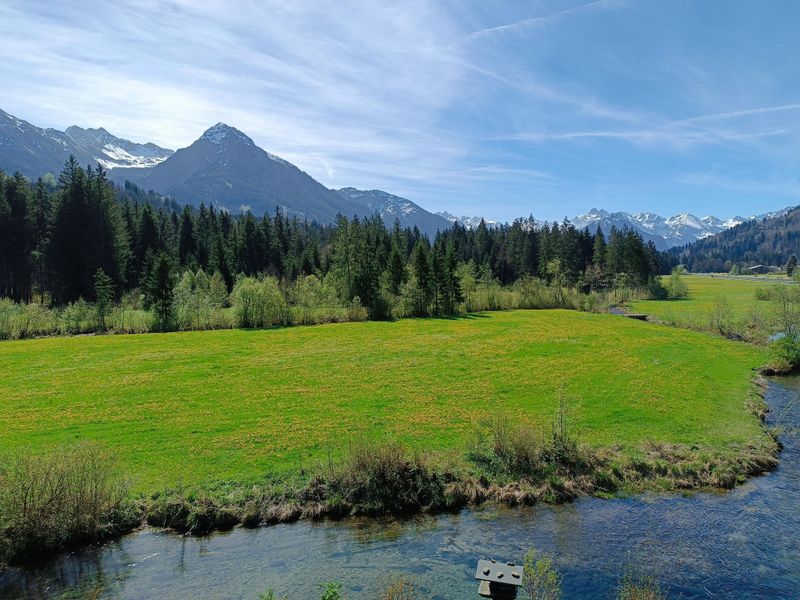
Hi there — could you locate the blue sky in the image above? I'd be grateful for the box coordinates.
[1,0,799,222]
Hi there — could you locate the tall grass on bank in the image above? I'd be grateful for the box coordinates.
[467,398,597,501]
[0,444,138,567]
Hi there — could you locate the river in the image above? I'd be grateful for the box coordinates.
[2,377,798,599]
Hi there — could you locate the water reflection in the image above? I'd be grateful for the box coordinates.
[2,378,799,599]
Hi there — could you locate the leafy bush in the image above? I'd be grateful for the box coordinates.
[58,299,96,335]
[617,564,665,600]
[769,334,800,372]
[0,299,59,340]
[173,269,231,331]
[522,550,562,600]
[319,582,343,600]
[232,276,291,328]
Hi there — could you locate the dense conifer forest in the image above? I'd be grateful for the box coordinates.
[0,158,662,334]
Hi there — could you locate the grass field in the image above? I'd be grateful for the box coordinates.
[0,310,768,491]
[628,274,788,334]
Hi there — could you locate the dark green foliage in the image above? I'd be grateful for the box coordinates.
[49,158,129,303]
[93,267,114,329]
[0,172,33,301]
[142,251,175,330]
[786,254,798,277]
[0,163,661,323]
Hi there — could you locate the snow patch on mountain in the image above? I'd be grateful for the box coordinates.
[96,144,169,169]
[337,188,451,237]
[201,123,255,147]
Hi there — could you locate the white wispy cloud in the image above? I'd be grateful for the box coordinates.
[0,0,470,185]
[1,0,798,221]
[501,103,799,148]
[467,0,627,39]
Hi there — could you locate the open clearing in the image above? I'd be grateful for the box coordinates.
[629,274,785,328]
[0,310,767,491]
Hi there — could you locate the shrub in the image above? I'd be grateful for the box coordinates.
[232,276,291,328]
[108,307,154,334]
[379,575,419,600]
[522,550,562,600]
[0,444,137,566]
[173,269,231,331]
[346,296,369,322]
[617,564,666,600]
[469,397,589,483]
[305,441,449,515]
[319,582,343,600]
[768,334,800,372]
[58,299,96,335]
[664,267,688,299]
[708,296,734,336]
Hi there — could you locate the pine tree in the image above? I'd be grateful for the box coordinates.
[30,179,52,303]
[93,267,114,330]
[387,243,406,296]
[412,239,433,315]
[142,251,175,330]
[178,206,196,267]
[787,254,798,277]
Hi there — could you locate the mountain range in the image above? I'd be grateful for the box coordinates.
[0,108,792,247]
[0,108,173,175]
[568,208,790,250]
[0,109,448,237]
[666,204,800,272]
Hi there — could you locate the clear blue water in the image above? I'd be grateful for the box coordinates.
[2,378,798,599]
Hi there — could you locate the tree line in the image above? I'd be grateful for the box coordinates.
[0,158,663,326]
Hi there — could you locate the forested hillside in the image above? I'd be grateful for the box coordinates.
[664,205,800,272]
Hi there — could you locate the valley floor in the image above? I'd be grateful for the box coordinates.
[0,309,769,492]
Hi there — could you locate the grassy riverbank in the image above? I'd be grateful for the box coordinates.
[0,309,782,566]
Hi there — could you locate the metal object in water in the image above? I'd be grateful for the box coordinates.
[475,558,523,599]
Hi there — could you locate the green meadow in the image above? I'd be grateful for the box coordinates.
[628,274,793,340]
[0,310,767,491]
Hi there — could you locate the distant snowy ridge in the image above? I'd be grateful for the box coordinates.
[438,211,499,229]
[337,188,451,238]
[569,208,789,250]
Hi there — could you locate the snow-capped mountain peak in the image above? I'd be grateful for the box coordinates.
[665,213,705,230]
[200,123,254,146]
